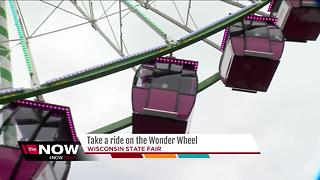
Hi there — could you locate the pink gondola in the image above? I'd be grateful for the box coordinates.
[0,100,77,180]
[132,57,198,133]
[270,0,320,42]
[219,19,285,92]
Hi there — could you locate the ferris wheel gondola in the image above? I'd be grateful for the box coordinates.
[131,57,198,133]
[270,0,320,42]
[0,100,77,180]
[219,18,285,93]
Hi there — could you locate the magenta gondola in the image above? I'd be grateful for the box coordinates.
[219,19,285,92]
[132,57,198,133]
[270,0,320,42]
[0,100,77,180]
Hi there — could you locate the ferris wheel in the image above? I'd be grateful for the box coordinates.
[0,0,319,179]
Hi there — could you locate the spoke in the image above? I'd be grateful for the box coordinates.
[30,0,64,38]
[185,0,192,26]
[143,4,220,50]
[70,0,136,72]
[34,7,133,40]
[80,0,90,17]
[121,8,131,19]
[40,0,86,20]
[121,37,137,71]
[122,39,129,56]
[97,0,117,19]
[99,0,120,50]
[30,21,89,39]
[118,1,138,71]
[16,1,30,38]
[172,0,185,24]
[0,38,20,43]
[89,0,94,20]
[0,6,134,44]
[9,42,22,51]
[70,1,125,56]
[0,2,136,43]
[189,13,198,30]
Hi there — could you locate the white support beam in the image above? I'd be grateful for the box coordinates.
[70,1,137,71]
[141,2,221,50]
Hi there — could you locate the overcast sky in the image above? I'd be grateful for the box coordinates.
[4,1,320,180]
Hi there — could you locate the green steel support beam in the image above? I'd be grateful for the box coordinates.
[0,1,269,105]
[198,72,220,93]
[89,73,221,134]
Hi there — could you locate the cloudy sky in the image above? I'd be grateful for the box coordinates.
[4,1,320,179]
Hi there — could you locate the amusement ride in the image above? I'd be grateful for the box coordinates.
[0,0,319,179]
